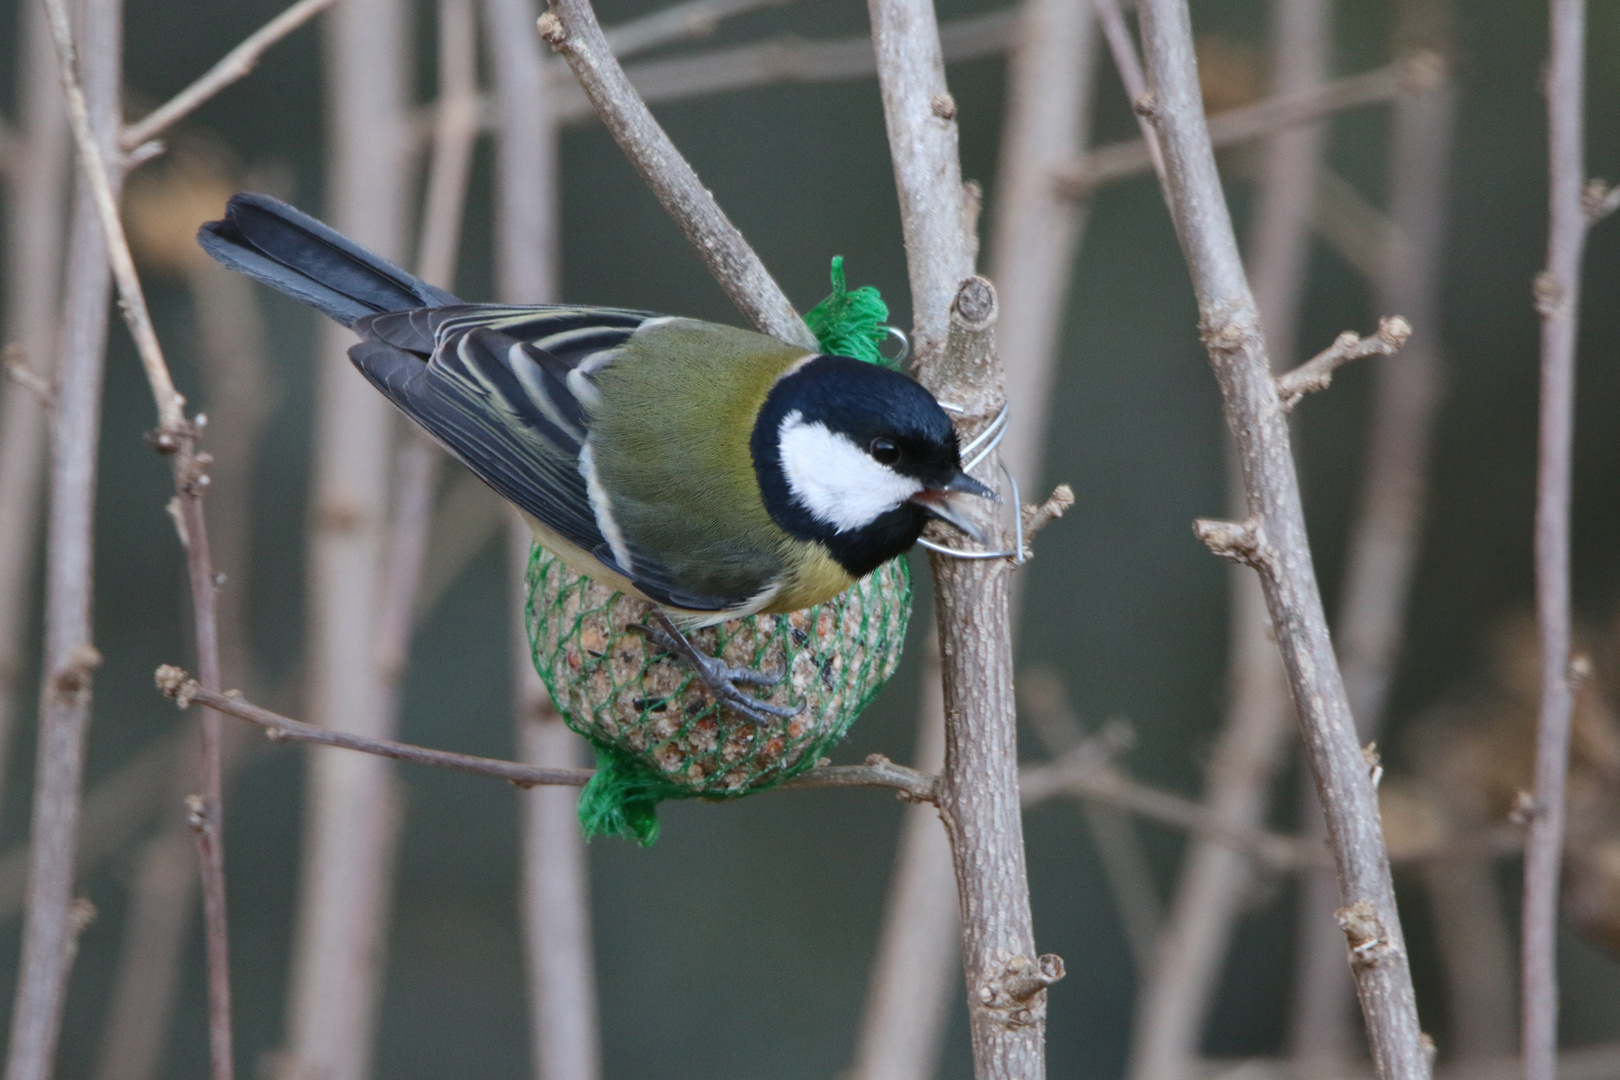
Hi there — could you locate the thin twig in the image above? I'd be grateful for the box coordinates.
[153,668,940,799]
[603,0,792,59]
[1056,58,1418,198]
[1524,2,1589,1078]
[94,248,274,1080]
[1132,0,1430,1077]
[119,0,345,150]
[1091,0,1163,182]
[39,0,238,1074]
[43,0,183,431]
[1275,317,1411,413]
[559,10,1016,121]
[4,0,121,1075]
[157,668,592,785]
[1585,180,1620,224]
[540,0,813,348]
[1021,745,1307,872]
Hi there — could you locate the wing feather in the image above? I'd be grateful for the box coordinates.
[348,307,748,613]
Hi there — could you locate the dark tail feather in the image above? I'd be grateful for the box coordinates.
[196,193,460,327]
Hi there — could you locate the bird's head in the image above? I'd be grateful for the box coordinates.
[752,355,995,578]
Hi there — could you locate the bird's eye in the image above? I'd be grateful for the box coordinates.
[869,437,901,465]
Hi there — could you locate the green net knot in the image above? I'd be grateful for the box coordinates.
[578,743,664,846]
[804,256,896,367]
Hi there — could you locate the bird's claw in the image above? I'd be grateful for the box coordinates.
[635,613,804,723]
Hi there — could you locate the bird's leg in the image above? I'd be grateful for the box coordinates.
[637,611,804,723]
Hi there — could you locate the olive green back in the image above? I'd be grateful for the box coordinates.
[587,319,811,602]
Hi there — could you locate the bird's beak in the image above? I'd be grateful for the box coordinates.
[909,471,997,542]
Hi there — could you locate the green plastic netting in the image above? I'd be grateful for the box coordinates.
[522,258,914,844]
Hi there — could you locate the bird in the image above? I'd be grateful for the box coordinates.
[197,193,993,722]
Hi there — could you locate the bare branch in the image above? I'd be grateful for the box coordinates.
[41,2,241,1074]
[1524,3,1590,1078]
[557,11,1016,122]
[1291,0,1457,1061]
[157,668,590,785]
[914,284,1045,1078]
[868,0,973,362]
[1021,484,1074,549]
[0,0,70,848]
[1132,0,1430,1077]
[280,2,412,1074]
[155,667,939,800]
[1020,746,1308,872]
[603,0,792,59]
[1090,0,1163,182]
[779,754,937,801]
[42,0,184,432]
[1056,58,1417,198]
[1275,317,1411,413]
[5,0,122,1075]
[120,0,345,150]
[540,0,813,348]
[481,0,606,1060]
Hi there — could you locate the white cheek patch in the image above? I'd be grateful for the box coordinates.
[777,411,922,533]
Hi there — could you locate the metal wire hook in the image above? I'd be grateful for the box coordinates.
[916,461,1026,565]
[882,326,911,367]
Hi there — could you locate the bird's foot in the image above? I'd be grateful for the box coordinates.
[636,612,804,723]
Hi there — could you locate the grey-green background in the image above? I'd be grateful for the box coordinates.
[3,0,1620,1076]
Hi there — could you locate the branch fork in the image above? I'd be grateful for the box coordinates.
[1020,483,1074,558]
[1275,316,1412,413]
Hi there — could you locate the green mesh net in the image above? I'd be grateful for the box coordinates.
[523,259,915,843]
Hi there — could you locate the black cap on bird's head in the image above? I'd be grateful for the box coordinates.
[752,355,996,577]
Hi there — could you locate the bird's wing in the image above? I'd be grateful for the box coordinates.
[349,306,746,613]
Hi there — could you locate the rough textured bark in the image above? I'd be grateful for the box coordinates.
[866,1,1052,1075]
[852,1,1099,1071]
[1132,1,1430,1077]
[1294,0,1456,1060]
[1130,0,1327,1070]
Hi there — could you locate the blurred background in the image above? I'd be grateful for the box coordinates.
[3,0,1620,1077]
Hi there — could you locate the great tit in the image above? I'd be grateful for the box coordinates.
[198,193,992,720]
